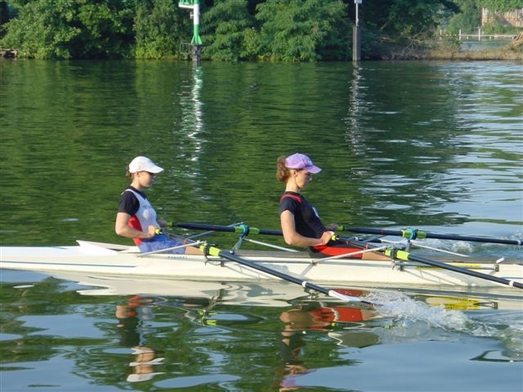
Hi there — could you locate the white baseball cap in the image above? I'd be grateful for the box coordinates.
[128,156,164,174]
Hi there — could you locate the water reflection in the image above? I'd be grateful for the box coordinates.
[2,59,523,391]
[471,349,523,363]
[1,61,522,247]
[1,271,522,390]
[274,296,378,391]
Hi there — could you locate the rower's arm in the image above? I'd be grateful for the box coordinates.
[115,212,156,239]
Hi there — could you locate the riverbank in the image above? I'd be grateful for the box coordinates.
[3,35,522,62]
[423,33,523,61]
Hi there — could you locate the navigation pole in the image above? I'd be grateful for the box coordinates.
[179,0,202,65]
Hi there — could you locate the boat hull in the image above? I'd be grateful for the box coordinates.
[1,241,522,289]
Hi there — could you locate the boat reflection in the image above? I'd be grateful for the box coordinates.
[1,268,521,387]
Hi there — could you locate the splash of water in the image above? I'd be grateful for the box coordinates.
[362,291,523,357]
[367,291,469,330]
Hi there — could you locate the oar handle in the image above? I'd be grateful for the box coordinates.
[338,226,522,246]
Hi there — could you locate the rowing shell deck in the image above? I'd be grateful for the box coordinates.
[1,240,521,289]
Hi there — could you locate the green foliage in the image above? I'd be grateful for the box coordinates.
[364,0,459,39]
[475,0,522,34]
[73,1,135,59]
[255,0,348,61]
[1,0,78,58]
[445,0,522,35]
[0,0,134,59]
[133,0,182,59]
[476,0,523,12]
[202,0,255,61]
[3,0,515,61]
[446,0,481,34]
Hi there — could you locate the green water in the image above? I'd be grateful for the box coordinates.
[2,60,521,247]
[0,59,522,392]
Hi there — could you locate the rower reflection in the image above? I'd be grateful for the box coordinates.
[280,301,376,331]
[275,299,379,391]
[114,291,247,383]
[115,295,165,382]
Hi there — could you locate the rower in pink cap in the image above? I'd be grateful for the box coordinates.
[276,153,389,260]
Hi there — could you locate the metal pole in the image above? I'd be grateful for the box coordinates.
[179,0,202,64]
[352,0,362,62]
[191,0,202,65]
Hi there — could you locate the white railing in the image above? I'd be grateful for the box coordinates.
[457,29,517,41]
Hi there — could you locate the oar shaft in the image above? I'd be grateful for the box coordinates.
[388,249,523,289]
[202,244,372,305]
[340,226,522,246]
[175,223,522,246]
[343,238,522,290]
[171,222,237,232]
[170,222,282,236]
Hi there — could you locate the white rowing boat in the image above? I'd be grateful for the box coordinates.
[1,240,522,289]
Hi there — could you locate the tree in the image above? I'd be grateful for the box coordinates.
[202,0,256,61]
[133,0,183,59]
[363,0,459,37]
[0,1,9,27]
[0,0,134,59]
[446,0,481,34]
[255,0,348,61]
[2,0,510,61]
[72,0,135,59]
[476,0,523,12]
[357,0,459,58]
[1,0,81,58]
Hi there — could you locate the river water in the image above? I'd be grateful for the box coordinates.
[0,59,522,391]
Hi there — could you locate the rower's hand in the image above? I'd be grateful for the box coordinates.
[147,225,157,238]
[320,231,336,245]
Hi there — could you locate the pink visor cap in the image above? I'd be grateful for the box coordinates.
[285,153,322,173]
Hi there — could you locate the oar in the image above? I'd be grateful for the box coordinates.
[389,249,523,289]
[198,243,374,305]
[172,222,521,288]
[343,238,523,290]
[338,226,522,246]
[169,222,282,236]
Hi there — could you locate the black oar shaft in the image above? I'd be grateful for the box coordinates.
[173,223,522,246]
[202,245,372,304]
[386,249,523,289]
[341,226,522,246]
[175,223,521,289]
[343,238,522,289]
[174,222,236,232]
[171,222,282,236]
